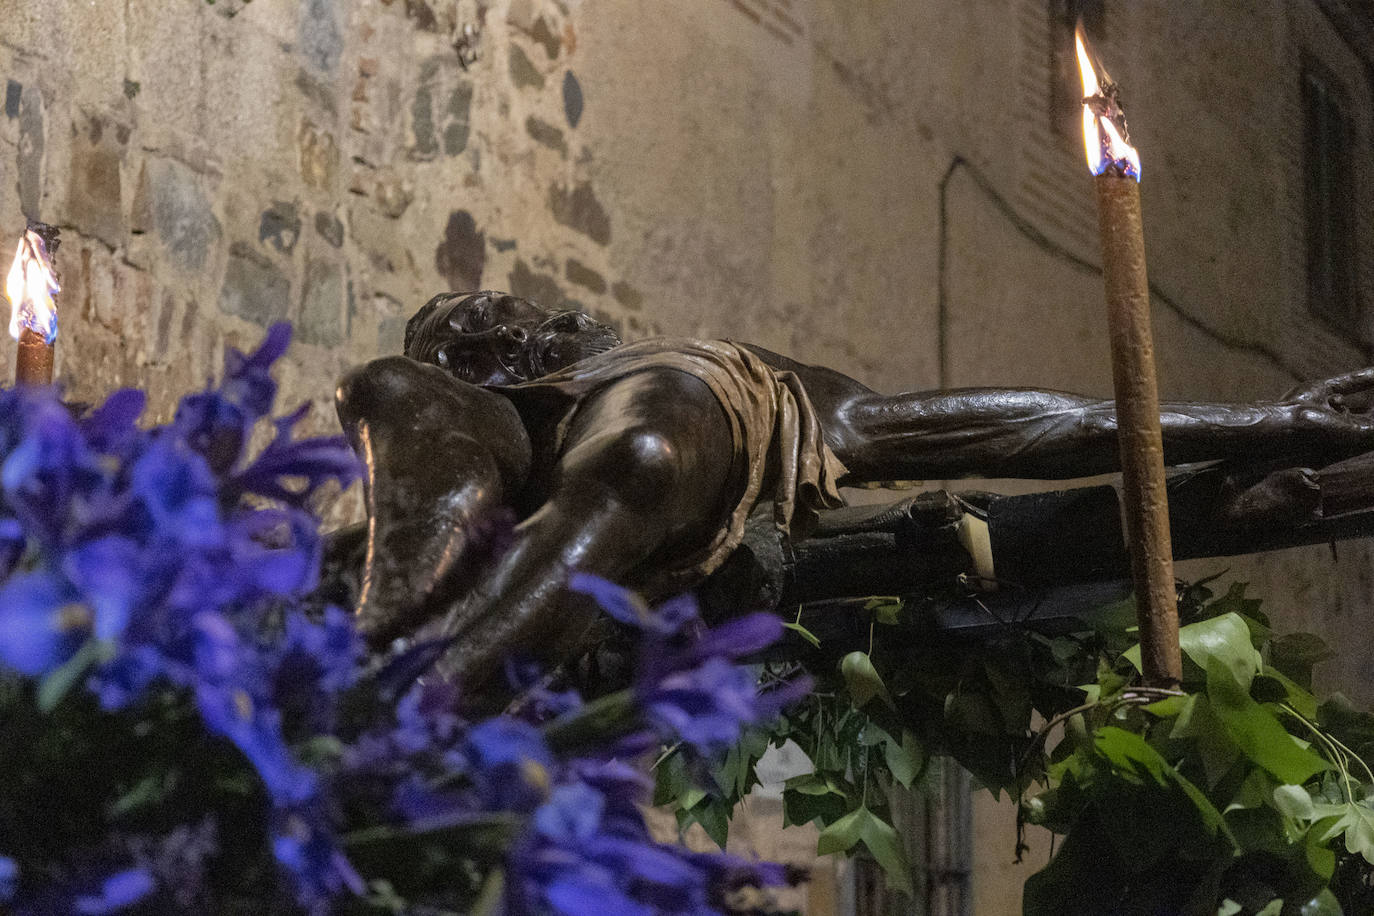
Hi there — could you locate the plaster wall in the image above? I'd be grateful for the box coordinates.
[2,0,1372,912]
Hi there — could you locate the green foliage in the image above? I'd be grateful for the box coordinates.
[1019,583,1374,915]
[656,579,1374,914]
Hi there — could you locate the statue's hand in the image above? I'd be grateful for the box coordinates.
[1284,368,1374,411]
[1281,368,1374,447]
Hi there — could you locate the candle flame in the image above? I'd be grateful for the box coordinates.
[6,228,58,345]
[1075,24,1141,180]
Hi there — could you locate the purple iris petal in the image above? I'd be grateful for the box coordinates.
[0,571,86,676]
[79,388,145,458]
[62,536,141,641]
[0,516,25,580]
[543,871,657,916]
[465,718,554,812]
[0,855,16,903]
[534,783,604,843]
[72,867,155,915]
[568,572,658,630]
[130,440,223,549]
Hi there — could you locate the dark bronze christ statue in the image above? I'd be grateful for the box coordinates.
[335,291,1374,687]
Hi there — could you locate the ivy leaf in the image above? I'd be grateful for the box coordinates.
[1206,657,1328,786]
[1125,613,1261,690]
[1269,633,1335,690]
[1299,887,1342,916]
[883,728,926,789]
[863,597,903,626]
[1093,726,1236,847]
[815,806,867,855]
[1273,783,1316,820]
[816,806,912,895]
[782,773,850,828]
[1305,820,1337,881]
[840,651,893,710]
[1254,901,1283,916]
[1310,801,1374,864]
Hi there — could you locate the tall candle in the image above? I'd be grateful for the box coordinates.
[1076,27,1181,686]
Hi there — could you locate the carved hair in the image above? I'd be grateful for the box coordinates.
[404,292,622,382]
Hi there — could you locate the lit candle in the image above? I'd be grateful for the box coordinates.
[5,222,59,387]
[1076,27,1181,686]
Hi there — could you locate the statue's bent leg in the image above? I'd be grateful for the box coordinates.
[336,357,533,644]
[434,371,735,689]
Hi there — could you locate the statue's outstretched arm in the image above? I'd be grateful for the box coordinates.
[752,344,1374,482]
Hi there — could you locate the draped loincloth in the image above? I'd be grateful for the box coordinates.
[492,338,848,594]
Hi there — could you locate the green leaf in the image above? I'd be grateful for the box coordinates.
[840,651,893,710]
[1311,801,1374,865]
[1225,767,1274,813]
[1216,901,1242,916]
[1143,694,1190,718]
[1273,783,1316,820]
[1126,613,1262,689]
[782,774,850,828]
[1255,901,1283,916]
[1184,613,1264,690]
[1341,802,1374,863]
[882,728,925,789]
[1093,727,1236,846]
[690,796,732,848]
[1206,657,1328,785]
[817,806,912,896]
[1299,887,1342,916]
[864,597,904,626]
[1305,821,1337,881]
[1170,694,1242,788]
[1269,633,1335,689]
[816,806,867,855]
[782,621,821,649]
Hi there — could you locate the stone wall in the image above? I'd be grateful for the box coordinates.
[3,0,1374,912]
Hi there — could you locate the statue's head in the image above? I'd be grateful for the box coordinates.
[403,291,623,385]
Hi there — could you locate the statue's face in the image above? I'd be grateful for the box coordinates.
[404,291,623,385]
[405,292,552,386]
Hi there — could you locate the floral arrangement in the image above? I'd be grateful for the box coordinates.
[0,326,807,915]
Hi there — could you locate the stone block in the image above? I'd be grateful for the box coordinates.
[299,257,344,346]
[435,210,485,290]
[143,157,221,273]
[299,0,342,74]
[508,44,544,90]
[315,210,345,248]
[17,85,44,220]
[548,181,611,245]
[220,242,290,326]
[565,258,606,294]
[259,201,302,254]
[66,115,126,248]
[299,120,339,191]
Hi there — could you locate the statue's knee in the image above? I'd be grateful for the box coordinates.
[565,427,684,509]
[336,356,427,421]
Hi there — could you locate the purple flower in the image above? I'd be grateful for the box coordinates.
[0,571,88,675]
[464,718,555,813]
[271,805,365,913]
[0,856,16,903]
[569,574,811,756]
[72,867,155,915]
[233,405,360,508]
